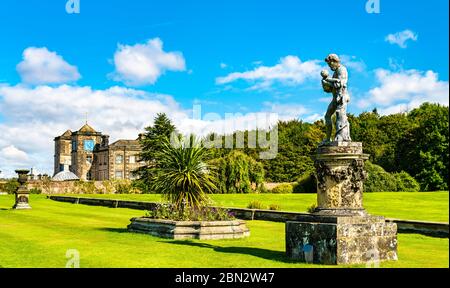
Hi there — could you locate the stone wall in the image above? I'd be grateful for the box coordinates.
[27,180,139,195]
[48,196,449,238]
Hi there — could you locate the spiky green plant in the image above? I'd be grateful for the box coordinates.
[150,138,217,210]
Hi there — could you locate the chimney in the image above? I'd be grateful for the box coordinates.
[102,135,110,147]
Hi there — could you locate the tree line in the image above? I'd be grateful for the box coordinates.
[135,102,448,193]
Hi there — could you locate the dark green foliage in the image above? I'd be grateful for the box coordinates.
[1,179,19,194]
[364,161,398,192]
[293,172,317,193]
[134,113,176,189]
[29,188,42,194]
[131,179,154,194]
[396,103,449,191]
[210,150,264,194]
[350,103,448,191]
[307,203,317,213]
[364,162,419,192]
[262,120,324,182]
[271,183,293,194]
[394,172,420,192]
[144,203,234,221]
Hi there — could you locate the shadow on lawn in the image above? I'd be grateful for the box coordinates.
[162,240,298,264]
[97,227,129,233]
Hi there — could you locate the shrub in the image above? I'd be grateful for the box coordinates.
[131,179,155,194]
[247,200,265,210]
[73,180,97,194]
[268,204,280,211]
[364,161,398,192]
[293,173,316,193]
[29,188,42,194]
[210,150,265,194]
[144,204,235,221]
[307,203,317,213]
[271,183,293,194]
[114,180,140,194]
[394,171,421,192]
[2,179,19,194]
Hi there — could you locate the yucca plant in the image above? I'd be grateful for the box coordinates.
[150,137,217,210]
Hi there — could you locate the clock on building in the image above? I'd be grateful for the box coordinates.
[84,140,95,152]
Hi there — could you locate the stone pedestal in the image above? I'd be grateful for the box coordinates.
[285,142,398,265]
[13,169,32,210]
[315,142,368,216]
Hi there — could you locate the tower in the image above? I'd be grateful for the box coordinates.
[70,124,102,180]
[54,130,72,176]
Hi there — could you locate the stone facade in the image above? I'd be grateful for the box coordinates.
[53,130,72,175]
[54,124,144,181]
[285,141,398,265]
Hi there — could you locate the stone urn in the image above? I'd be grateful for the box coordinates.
[13,169,32,210]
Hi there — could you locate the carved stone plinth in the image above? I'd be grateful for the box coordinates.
[314,142,368,216]
[285,142,398,265]
[13,169,31,210]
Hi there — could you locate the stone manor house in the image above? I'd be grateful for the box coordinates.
[53,123,144,181]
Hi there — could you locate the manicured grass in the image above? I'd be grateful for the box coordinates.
[69,192,449,223]
[0,195,448,268]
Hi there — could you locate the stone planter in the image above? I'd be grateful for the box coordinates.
[13,169,32,210]
[127,218,250,240]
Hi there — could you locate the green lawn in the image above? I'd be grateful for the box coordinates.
[68,192,449,223]
[0,194,448,268]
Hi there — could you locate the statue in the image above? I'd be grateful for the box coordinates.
[320,54,351,145]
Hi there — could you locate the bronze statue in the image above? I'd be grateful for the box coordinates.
[320,54,351,145]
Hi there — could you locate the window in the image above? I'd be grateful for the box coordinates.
[86,155,93,164]
[115,171,123,179]
[84,140,95,152]
[129,155,136,164]
[115,155,123,164]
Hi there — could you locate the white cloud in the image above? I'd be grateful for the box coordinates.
[339,55,366,72]
[220,63,228,69]
[0,146,30,176]
[111,38,186,86]
[357,69,449,115]
[0,84,294,177]
[0,145,29,161]
[16,47,81,85]
[262,102,310,121]
[216,56,322,89]
[385,29,418,48]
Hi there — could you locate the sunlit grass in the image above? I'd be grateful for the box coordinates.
[0,195,448,268]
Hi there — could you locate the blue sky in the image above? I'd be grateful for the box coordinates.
[0,0,448,176]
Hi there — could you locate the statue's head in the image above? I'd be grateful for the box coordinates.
[325,54,340,71]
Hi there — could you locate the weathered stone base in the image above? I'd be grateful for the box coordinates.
[286,215,398,265]
[12,202,32,210]
[128,218,250,240]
